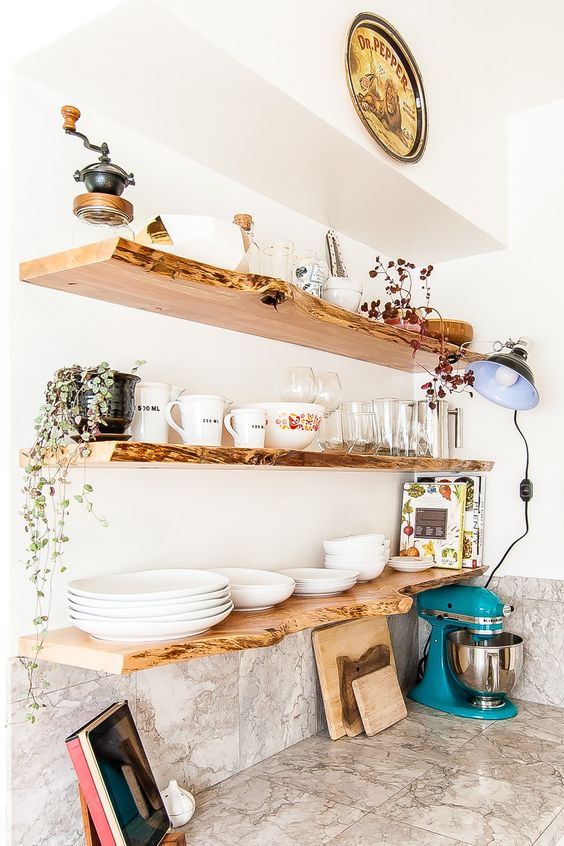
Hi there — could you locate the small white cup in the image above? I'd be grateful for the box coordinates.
[165,394,229,446]
[224,408,266,448]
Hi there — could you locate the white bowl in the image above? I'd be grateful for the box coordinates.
[323,539,384,555]
[293,584,357,596]
[324,553,383,564]
[138,215,248,271]
[72,603,234,642]
[324,559,385,581]
[68,569,229,602]
[243,403,324,450]
[210,568,295,610]
[322,288,362,313]
[279,568,359,583]
[323,275,363,292]
[389,561,434,572]
[389,556,433,564]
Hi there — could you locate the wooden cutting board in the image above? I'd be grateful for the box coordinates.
[352,664,407,736]
[312,616,397,739]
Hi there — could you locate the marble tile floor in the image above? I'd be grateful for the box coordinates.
[181,699,564,846]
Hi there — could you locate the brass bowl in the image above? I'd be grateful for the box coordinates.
[424,319,474,346]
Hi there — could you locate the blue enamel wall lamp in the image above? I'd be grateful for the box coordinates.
[464,341,539,410]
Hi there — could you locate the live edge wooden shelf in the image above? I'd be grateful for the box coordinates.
[20,239,483,373]
[19,442,494,473]
[18,566,486,675]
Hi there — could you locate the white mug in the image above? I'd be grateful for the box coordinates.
[165,394,229,446]
[132,382,185,443]
[224,408,266,448]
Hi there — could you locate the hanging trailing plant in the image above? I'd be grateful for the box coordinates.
[361,256,475,407]
[20,359,145,721]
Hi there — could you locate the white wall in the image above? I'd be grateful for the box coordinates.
[8,76,413,650]
[429,98,564,580]
[159,0,508,242]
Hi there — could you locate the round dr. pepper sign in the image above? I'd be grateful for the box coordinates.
[346,13,428,163]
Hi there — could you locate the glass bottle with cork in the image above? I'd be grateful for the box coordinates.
[233,213,260,273]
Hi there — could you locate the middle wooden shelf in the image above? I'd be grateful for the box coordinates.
[19,441,495,472]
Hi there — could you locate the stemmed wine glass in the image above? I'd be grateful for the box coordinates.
[315,372,342,412]
[281,366,316,402]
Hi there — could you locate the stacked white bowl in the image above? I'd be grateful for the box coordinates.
[322,533,390,582]
[389,556,434,572]
[67,569,234,642]
[279,568,359,597]
[210,568,295,611]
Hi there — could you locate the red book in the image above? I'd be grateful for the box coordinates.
[66,736,117,846]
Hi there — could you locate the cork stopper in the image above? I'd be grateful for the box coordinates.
[233,213,253,231]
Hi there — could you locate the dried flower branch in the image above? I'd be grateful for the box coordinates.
[361,256,474,406]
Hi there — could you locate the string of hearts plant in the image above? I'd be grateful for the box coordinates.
[20,360,145,721]
[361,256,475,407]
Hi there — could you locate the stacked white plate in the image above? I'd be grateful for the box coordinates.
[210,568,295,611]
[322,534,390,582]
[67,569,234,642]
[278,568,359,597]
[389,556,434,573]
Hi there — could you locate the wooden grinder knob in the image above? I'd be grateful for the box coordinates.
[62,105,81,131]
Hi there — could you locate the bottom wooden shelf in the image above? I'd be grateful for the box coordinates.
[19,566,485,675]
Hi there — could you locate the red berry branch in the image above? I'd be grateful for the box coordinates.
[361,256,475,407]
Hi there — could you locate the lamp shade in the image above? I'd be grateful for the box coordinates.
[465,346,539,410]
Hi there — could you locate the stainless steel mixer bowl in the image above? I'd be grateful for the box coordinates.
[447,630,523,702]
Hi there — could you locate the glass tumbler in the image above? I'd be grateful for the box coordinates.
[372,398,399,455]
[343,410,377,455]
[281,366,316,402]
[261,240,294,282]
[318,410,345,452]
[414,400,437,457]
[315,372,342,413]
[396,401,416,456]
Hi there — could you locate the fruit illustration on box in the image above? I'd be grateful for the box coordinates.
[399,482,467,569]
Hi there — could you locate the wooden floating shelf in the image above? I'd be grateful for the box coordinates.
[20,239,484,373]
[18,566,486,675]
[19,442,494,473]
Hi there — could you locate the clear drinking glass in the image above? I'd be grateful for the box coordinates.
[372,397,399,455]
[414,400,437,457]
[261,240,294,282]
[315,372,342,412]
[281,366,316,402]
[396,401,416,456]
[319,410,345,452]
[343,410,377,454]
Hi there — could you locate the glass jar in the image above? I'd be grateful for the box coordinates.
[72,194,135,247]
[291,250,329,298]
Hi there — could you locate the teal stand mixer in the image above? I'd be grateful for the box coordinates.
[409,584,523,719]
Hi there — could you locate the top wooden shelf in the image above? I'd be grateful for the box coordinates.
[20,239,483,373]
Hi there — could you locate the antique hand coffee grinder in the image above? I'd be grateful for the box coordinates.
[61,105,136,244]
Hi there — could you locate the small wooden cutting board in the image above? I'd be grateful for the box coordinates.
[312,617,397,739]
[352,664,407,736]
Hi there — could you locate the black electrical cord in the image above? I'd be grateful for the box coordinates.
[484,410,531,588]
[417,410,531,681]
